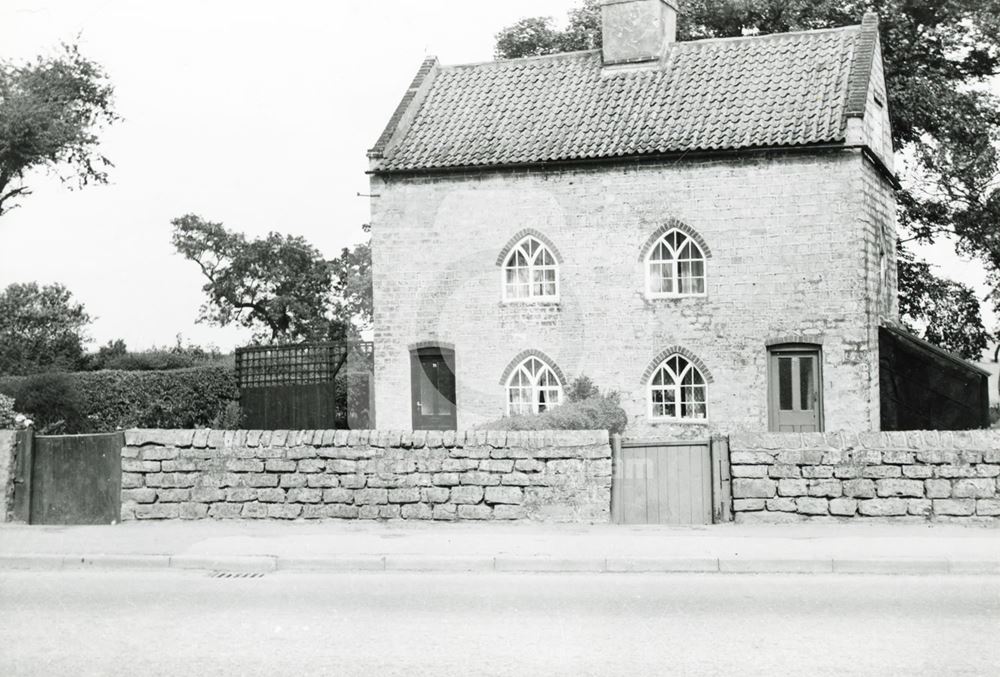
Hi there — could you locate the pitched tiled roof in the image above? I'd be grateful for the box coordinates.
[371,23,874,173]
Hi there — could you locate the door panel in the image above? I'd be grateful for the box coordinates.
[411,348,457,430]
[615,442,712,525]
[30,432,123,525]
[769,348,823,432]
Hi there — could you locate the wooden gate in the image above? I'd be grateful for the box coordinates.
[12,431,123,525]
[611,436,732,525]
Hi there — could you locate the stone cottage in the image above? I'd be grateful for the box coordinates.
[367,0,900,435]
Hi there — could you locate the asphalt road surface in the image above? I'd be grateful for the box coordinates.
[1,570,998,676]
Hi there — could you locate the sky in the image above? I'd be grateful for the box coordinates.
[0,0,995,353]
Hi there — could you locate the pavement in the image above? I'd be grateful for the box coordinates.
[0,520,997,574]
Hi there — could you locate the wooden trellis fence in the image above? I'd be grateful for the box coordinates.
[235,341,374,430]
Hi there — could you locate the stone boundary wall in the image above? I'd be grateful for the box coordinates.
[121,429,611,522]
[730,431,1000,522]
[0,430,15,522]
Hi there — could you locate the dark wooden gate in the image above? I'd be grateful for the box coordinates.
[26,431,123,525]
[611,436,731,525]
[236,341,374,430]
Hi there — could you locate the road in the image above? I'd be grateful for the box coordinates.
[1,570,998,676]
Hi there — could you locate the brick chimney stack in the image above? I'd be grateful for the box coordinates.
[601,0,678,65]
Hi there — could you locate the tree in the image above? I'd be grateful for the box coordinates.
[897,248,990,360]
[495,0,1000,352]
[327,240,372,340]
[172,214,335,342]
[0,43,119,216]
[172,215,373,343]
[0,282,91,375]
[495,0,601,58]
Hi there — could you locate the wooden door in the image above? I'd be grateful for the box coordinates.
[768,348,823,432]
[29,432,123,525]
[411,348,457,430]
[612,439,713,525]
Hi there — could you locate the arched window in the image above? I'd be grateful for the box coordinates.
[502,236,559,301]
[646,229,706,297]
[649,354,707,420]
[506,356,563,415]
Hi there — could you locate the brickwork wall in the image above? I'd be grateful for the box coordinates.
[730,431,1000,522]
[120,429,611,522]
[371,150,896,435]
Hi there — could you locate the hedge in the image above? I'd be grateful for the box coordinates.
[0,366,238,433]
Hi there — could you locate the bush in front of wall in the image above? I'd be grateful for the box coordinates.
[74,366,238,430]
[3,371,89,434]
[0,366,238,432]
[476,375,628,435]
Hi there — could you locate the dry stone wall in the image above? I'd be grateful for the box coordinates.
[730,431,1000,522]
[121,429,611,522]
[0,430,15,522]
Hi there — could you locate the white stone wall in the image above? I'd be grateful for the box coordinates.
[370,150,896,434]
[121,429,611,523]
[0,430,15,522]
[731,431,1000,522]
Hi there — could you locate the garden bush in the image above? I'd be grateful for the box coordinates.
[0,393,17,428]
[74,366,238,430]
[3,372,88,433]
[0,366,238,432]
[477,376,628,435]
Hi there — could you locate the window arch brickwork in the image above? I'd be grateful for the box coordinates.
[499,349,567,386]
[495,229,564,266]
[637,218,712,262]
[640,346,714,385]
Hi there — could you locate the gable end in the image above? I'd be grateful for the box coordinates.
[368,56,439,162]
[843,12,878,122]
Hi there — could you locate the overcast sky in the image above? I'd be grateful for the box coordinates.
[0,0,994,352]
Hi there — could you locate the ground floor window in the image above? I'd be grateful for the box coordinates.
[506,356,563,415]
[649,354,707,420]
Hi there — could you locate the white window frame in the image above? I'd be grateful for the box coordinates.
[648,354,708,422]
[645,229,707,299]
[501,236,560,303]
[505,356,564,415]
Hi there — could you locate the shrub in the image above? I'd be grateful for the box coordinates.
[0,366,237,432]
[0,393,16,428]
[6,372,88,433]
[564,374,600,402]
[991,404,1000,429]
[478,376,628,435]
[73,366,238,430]
[210,400,244,430]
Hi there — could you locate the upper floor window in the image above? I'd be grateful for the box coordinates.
[502,236,558,301]
[646,229,706,297]
[649,354,707,420]
[506,355,563,415]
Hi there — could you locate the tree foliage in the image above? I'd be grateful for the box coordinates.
[495,0,1000,354]
[172,214,373,342]
[495,0,601,58]
[897,246,990,360]
[171,214,334,341]
[0,43,119,216]
[0,282,91,375]
[328,240,373,340]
